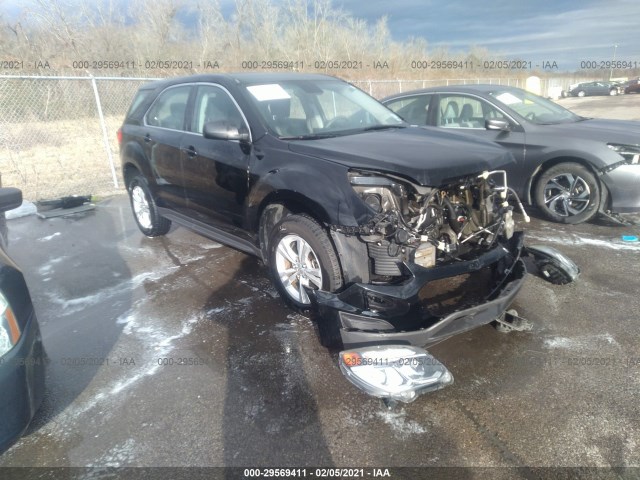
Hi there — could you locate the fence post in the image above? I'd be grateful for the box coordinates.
[90,76,119,189]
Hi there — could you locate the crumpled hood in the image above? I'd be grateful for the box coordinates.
[549,118,640,144]
[287,126,516,186]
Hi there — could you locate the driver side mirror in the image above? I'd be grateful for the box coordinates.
[485,119,511,132]
[203,121,250,143]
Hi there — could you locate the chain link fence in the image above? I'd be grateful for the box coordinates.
[0,76,155,200]
[0,75,593,200]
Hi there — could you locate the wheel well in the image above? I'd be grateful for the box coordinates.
[257,194,331,265]
[528,157,602,204]
[123,163,140,190]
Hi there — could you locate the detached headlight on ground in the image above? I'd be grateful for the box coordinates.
[0,292,21,357]
[339,345,453,403]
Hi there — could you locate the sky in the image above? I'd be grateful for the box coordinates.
[334,0,640,70]
[4,0,639,71]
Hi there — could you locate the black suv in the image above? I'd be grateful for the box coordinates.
[118,73,526,348]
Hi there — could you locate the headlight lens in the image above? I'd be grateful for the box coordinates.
[349,172,405,213]
[339,345,453,403]
[608,144,640,164]
[0,292,21,357]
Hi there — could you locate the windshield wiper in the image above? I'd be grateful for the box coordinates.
[362,124,407,131]
[280,132,341,140]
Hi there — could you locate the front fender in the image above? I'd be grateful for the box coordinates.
[245,147,370,232]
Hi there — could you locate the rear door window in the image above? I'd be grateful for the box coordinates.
[385,95,431,125]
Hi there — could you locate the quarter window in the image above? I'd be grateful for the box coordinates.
[146,86,191,130]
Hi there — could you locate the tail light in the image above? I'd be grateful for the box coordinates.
[116,128,123,145]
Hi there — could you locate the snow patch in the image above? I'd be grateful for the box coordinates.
[201,242,223,250]
[38,256,67,275]
[37,232,61,242]
[527,233,640,252]
[47,267,179,315]
[543,333,621,351]
[5,200,37,220]
[87,438,136,467]
[375,409,427,438]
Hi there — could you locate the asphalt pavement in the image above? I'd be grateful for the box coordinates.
[0,94,639,476]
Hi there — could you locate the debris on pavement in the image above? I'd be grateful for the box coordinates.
[493,309,534,333]
[525,244,581,285]
[36,195,95,218]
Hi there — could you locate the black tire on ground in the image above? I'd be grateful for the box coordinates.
[534,162,600,224]
[267,214,343,347]
[127,174,171,237]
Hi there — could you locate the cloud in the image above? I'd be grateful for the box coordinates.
[336,0,640,68]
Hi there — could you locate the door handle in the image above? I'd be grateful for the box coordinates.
[182,146,198,158]
[144,133,152,143]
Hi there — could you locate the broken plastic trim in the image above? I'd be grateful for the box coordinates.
[525,245,580,285]
[339,345,453,403]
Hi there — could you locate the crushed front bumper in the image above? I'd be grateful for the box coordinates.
[312,233,526,349]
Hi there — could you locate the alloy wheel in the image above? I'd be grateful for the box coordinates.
[131,185,152,229]
[274,234,323,304]
[543,174,591,217]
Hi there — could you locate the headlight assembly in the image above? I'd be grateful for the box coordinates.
[339,345,453,403]
[349,172,405,213]
[0,292,21,357]
[608,144,640,164]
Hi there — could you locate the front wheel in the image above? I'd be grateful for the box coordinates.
[534,163,600,224]
[609,88,618,96]
[268,214,343,308]
[577,90,586,97]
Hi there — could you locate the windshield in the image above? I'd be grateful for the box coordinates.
[244,79,404,139]
[489,89,582,125]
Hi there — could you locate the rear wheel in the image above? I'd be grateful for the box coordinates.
[577,90,586,97]
[127,174,171,236]
[534,163,600,224]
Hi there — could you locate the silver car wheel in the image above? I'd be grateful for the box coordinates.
[131,185,152,229]
[274,234,323,304]
[543,174,591,217]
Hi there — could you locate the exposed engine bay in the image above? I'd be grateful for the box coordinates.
[343,169,527,279]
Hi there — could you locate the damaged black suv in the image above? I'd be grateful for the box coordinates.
[118,73,526,349]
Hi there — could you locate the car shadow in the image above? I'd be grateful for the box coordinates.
[197,255,336,467]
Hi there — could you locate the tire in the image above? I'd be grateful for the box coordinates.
[127,174,171,237]
[534,163,600,224]
[609,88,618,96]
[577,90,586,97]
[267,214,343,347]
